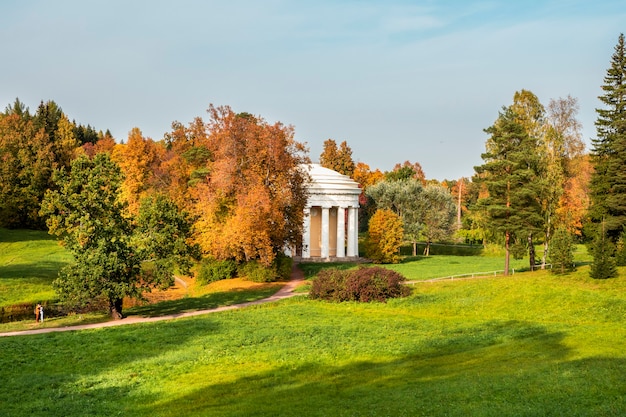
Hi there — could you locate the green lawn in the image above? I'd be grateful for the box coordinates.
[0,228,71,308]
[1,266,625,416]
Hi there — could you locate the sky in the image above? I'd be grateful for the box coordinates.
[1,0,624,180]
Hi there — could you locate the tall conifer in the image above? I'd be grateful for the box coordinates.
[590,33,626,238]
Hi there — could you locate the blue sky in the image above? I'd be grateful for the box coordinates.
[1,1,624,180]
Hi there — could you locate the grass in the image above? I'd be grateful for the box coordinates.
[1,266,625,416]
[0,228,71,308]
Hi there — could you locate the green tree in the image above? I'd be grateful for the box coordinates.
[589,223,618,279]
[40,154,196,319]
[548,227,575,274]
[366,179,424,256]
[135,194,199,287]
[474,100,545,275]
[589,33,626,239]
[418,185,457,256]
[366,208,404,264]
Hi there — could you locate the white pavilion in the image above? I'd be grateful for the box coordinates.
[299,164,361,261]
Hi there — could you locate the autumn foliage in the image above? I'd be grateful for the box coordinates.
[366,208,404,264]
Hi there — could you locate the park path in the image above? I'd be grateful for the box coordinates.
[0,265,306,338]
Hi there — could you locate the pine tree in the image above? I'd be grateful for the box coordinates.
[548,227,575,274]
[589,33,626,239]
[589,223,617,279]
[474,100,545,275]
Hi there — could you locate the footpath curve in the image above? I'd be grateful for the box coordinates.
[0,265,306,338]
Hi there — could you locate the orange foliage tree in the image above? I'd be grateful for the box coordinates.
[192,106,310,266]
[112,128,166,214]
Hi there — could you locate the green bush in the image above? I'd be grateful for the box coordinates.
[310,266,409,303]
[197,258,237,285]
[273,253,293,280]
[239,260,276,283]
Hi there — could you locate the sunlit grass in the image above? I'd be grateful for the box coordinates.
[1,266,625,416]
[0,228,71,307]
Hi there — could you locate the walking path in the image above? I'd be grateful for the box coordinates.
[0,265,306,338]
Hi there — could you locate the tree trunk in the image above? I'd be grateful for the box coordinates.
[528,233,536,272]
[504,231,510,276]
[423,241,431,256]
[412,241,417,256]
[109,298,124,320]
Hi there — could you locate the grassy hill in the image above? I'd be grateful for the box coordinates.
[1,266,625,416]
[0,228,71,309]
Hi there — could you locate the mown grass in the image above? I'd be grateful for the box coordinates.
[1,266,625,416]
[0,228,71,308]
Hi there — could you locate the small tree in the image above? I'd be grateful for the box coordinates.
[589,226,617,280]
[366,208,403,264]
[548,227,575,274]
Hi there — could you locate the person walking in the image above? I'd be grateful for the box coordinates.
[39,304,44,323]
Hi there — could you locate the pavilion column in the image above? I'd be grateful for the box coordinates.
[336,206,346,258]
[347,206,359,257]
[321,206,330,259]
[302,207,311,258]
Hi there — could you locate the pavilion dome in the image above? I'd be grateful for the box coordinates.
[305,163,361,195]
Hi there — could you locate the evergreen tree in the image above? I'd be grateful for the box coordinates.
[589,33,626,239]
[474,100,545,275]
[589,224,618,279]
[548,227,575,274]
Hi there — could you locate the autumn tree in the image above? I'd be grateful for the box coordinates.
[0,110,55,228]
[40,154,196,319]
[319,139,355,177]
[542,96,586,264]
[386,161,426,184]
[474,98,545,275]
[112,128,166,214]
[589,33,626,240]
[193,106,309,267]
[366,208,404,264]
[353,161,384,189]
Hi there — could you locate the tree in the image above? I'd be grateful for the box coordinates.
[319,139,355,177]
[418,185,457,256]
[474,98,545,275]
[0,112,55,228]
[366,208,403,264]
[543,96,586,264]
[589,33,626,239]
[589,223,618,279]
[548,227,575,274]
[366,179,423,256]
[112,127,165,214]
[386,161,426,184]
[40,154,196,319]
[352,161,384,189]
[193,106,310,266]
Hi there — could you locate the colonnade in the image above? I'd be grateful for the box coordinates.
[301,205,359,259]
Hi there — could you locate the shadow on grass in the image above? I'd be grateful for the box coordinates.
[125,287,280,318]
[0,260,67,280]
[130,321,626,416]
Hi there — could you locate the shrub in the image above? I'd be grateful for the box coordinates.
[273,253,293,280]
[239,260,276,283]
[197,258,237,285]
[309,266,409,303]
[309,268,348,302]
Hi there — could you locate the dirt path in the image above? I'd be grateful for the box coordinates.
[0,265,306,338]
